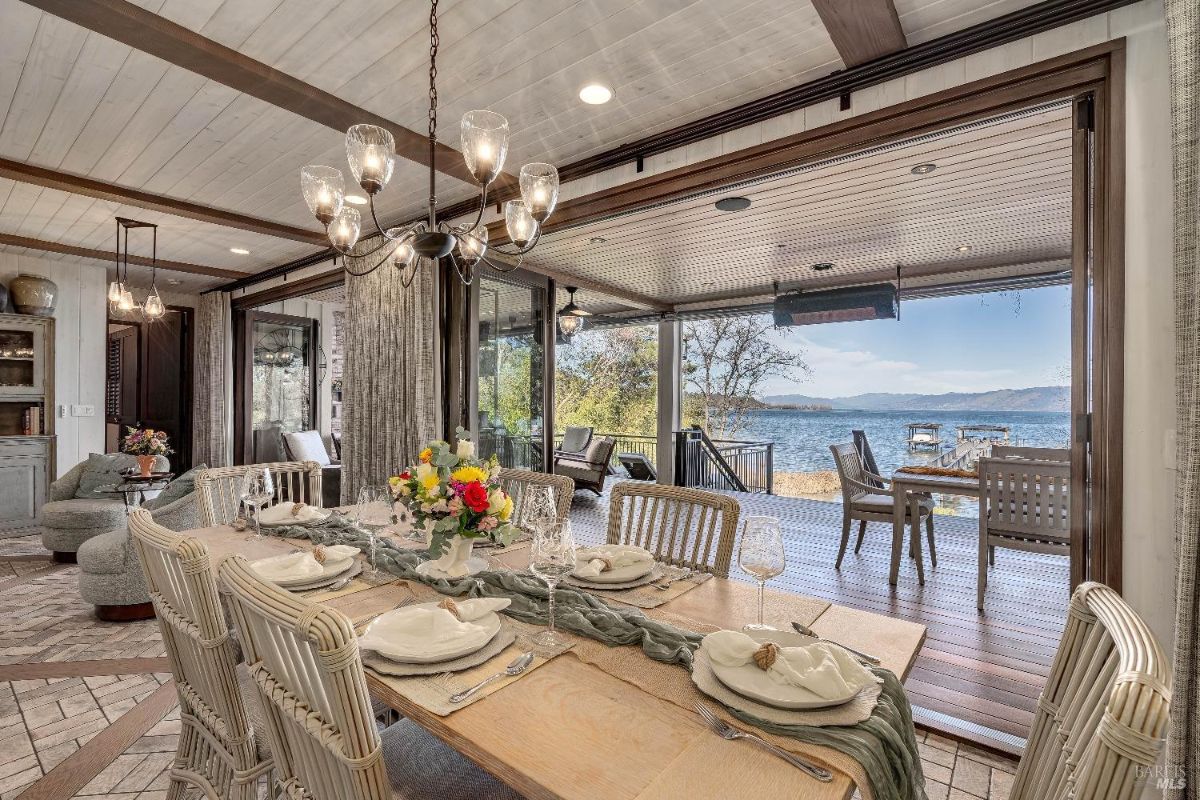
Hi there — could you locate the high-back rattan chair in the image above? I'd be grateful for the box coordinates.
[127,510,272,799]
[977,455,1070,609]
[195,461,323,527]
[1010,582,1171,800]
[217,556,521,800]
[605,482,740,577]
[497,468,574,528]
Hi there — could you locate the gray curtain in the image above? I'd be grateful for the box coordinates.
[192,291,233,467]
[341,254,438,504]
[1167,0,1199,795]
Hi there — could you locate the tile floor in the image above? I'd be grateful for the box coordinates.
[0,532,1018,799]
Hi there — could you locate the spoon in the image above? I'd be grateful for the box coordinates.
[449,652,535,703]
[791,622,880,664]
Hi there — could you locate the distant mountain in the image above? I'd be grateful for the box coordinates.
[761,386,1070,412]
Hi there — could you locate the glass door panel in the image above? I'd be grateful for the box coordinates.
[247,313,316,464]
[476,274,545,470]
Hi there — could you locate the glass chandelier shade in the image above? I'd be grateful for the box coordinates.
[107,281,123,304]
[520,163,559,222]
[301,165,345,225]
[143,291,165,319]
[461,110,509,185]
[391,239,415,268]
[330,207,362,250]
[457,224,488,266]
[558,313,584,336]
[505,200,537,248]
[345,124,395,194]
[118,289,135,312]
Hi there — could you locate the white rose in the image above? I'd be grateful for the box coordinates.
[415,462,433,480]
[487,488,506,514]
[456,439,475,459]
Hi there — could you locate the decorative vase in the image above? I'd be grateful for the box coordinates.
[136,455,156,477]
[9,274,57,317]
[427,534,477,578]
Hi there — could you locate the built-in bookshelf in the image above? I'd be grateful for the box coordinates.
[0,313,54,526]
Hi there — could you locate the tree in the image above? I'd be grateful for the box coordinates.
[554,325,658,436]
[682,315,808,438]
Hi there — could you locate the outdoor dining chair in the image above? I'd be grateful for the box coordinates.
[605,481,740,577]
[128,510,274,800]
[195,461,323,527]
[497,467,574,527]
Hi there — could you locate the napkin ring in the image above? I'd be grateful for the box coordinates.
[595,557,614,572]
[291,502,307,518]
[311,546,327,564]
[753,642,779,670]
[438,598,463,621]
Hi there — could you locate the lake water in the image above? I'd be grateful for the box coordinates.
[736,408,1071,475]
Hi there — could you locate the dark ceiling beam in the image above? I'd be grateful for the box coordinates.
[0,233,248,279]
[19,0,513,190]
[811,0,907,67]
[0,157,327,246]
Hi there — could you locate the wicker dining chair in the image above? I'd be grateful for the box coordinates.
[195,461,323,527]
[216,555,522,800]
[497,468,574,528]
[605,482,741,577]
[1010,582,1171,800]
[127,510,273,800]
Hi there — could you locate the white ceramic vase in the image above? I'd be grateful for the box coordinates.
[426,534,476,578]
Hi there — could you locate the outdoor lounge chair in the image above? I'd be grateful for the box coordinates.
[554,436,616,495]
[617,452,657,481]
[553,425,593,458]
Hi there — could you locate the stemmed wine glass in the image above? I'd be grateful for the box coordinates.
[352,485,393,575]
[529,520,577,648]
[738,515,786,631]
[521,484,558,537]
[239,468,274,540]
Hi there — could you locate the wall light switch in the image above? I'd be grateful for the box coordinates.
[70,404,95,417]
[58,405,67,418]
[1164,428,1178,471]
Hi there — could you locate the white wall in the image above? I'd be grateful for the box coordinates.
[0,252,106,477]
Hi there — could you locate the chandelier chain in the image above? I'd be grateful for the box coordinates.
[428,0,438,143]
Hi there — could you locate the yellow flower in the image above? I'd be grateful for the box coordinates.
[420,473,441,493]
[498,495,514,522]
[419,447,433,463]
[451,466,488,484]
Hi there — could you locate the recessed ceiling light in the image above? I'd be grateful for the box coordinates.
[714,196,752,212]
[579,84,613,105]
[911,163,937,175]
[811,262,834,272]
[588,236,608,245]
[345,194,368,205]
[166,279,181,286]
[955,244,972,253]
[229,247,250,255]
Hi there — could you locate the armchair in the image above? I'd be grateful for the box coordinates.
[554,436,616,495]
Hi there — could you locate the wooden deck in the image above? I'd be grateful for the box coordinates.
[566,486,1069,755]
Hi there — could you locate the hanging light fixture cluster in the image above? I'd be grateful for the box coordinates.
[107,218,165,320]
[298,0,559,286]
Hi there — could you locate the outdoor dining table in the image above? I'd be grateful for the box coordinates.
[186,518,926,800]
[889,471,980,585]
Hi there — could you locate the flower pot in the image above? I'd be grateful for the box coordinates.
[427,534,476,579]
[136,455,156,478]
[9,274,57,317]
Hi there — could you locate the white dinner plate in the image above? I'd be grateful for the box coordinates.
[708,630,864,710]
[359,602,502,664]
[572,558,656,583]
[259,508,332,527]
[251,553,355,588]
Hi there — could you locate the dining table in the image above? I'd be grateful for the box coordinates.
[186,516,927,800]
[889,471,980,585]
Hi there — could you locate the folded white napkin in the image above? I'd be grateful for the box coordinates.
[257,502,325,525]
[701,630,875,701]
[250,552,323,582]
[359,598,511,656]
[574,544,654,578]
[314,544,359,565]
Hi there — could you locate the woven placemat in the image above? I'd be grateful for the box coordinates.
[363,627,518,677]
[690,649,880,727]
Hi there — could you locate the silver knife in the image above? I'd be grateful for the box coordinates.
[791,622,881,665]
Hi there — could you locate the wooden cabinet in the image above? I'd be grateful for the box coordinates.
[0,313,54,526]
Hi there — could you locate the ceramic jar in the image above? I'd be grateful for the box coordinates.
[9,275,57,317]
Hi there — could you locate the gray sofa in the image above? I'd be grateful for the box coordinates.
[39,453,169,561]
[76,466,203,621]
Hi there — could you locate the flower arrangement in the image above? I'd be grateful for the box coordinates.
[390,429,519,557]
[121,426,173,457]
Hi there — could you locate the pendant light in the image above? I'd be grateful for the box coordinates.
[111,218,166,320]
[557,286,591,336]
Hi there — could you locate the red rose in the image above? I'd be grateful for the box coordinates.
[399,471,411,480]
[463,481,490,513]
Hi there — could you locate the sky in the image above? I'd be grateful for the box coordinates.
[760,284,1072,398]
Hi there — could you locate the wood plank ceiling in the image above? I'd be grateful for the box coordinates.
[0,0,1049,296]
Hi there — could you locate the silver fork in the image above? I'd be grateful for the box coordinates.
[694,703,833,782]
[653,569,696,590]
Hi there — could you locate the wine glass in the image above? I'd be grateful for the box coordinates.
[352,485,393,574]
[522,484,558,536]
[239,468,274,540]
[738,516,786,631]
[529,520,577,648]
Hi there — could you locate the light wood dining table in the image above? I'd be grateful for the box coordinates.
[188,522,926,800]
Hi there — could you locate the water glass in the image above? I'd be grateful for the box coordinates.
[239,468,274,540]
[738,515,786,630]
[353,485,393,574]
[529,520,577,648]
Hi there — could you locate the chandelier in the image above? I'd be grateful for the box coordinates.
[298,0,559,286]
[106,217,165,320]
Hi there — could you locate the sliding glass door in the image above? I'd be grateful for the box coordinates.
[474,273,547,470]
[238,311,318,464]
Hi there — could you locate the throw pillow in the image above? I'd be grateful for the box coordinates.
[75,453,139,499]
[143,464,206,511]
[283,430,331,466]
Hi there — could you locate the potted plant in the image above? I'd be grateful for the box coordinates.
[390,430,519,578]
[122,427,173,477]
